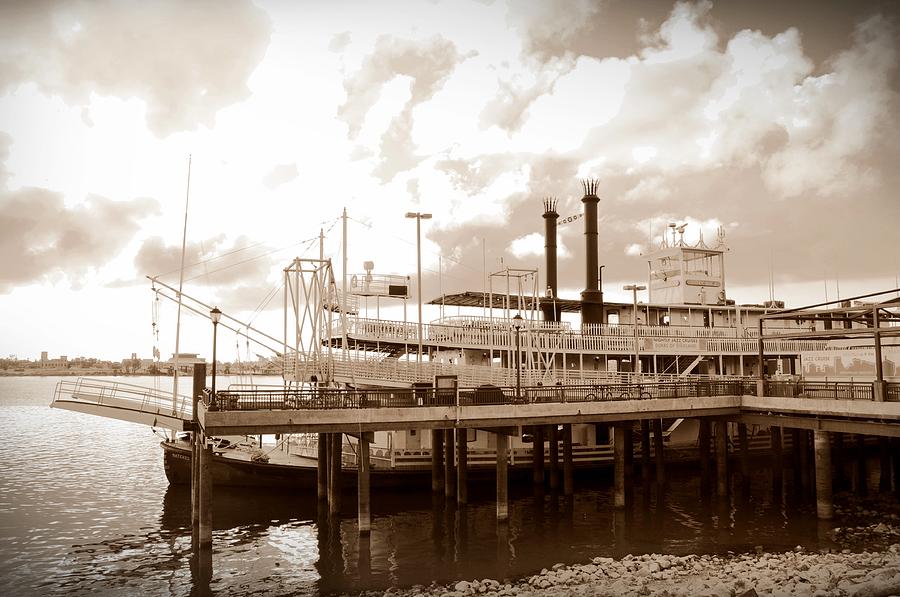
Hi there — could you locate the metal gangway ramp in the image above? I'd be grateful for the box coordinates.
[51,378,192,431]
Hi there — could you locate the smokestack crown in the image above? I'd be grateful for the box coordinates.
[543,196,559,217]
[581,178,600,199]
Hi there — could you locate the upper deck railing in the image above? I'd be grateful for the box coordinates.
[333,317,828,354]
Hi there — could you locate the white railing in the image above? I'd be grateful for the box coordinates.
[333,316,828,355]
[52,378,193,421]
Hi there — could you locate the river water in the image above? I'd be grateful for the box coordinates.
[0,375,877,596]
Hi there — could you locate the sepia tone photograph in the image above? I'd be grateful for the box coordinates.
[1,0,899,595]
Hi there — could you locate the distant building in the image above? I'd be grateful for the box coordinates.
[165,353,207,374]
[39,352,68,369]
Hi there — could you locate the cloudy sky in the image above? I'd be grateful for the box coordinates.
[1,0,898,362]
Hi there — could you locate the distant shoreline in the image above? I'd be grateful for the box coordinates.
[0,370,159,377]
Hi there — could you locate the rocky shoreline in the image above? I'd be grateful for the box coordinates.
[347,499,900,597]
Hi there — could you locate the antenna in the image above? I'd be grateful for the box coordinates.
[668,223,676,247]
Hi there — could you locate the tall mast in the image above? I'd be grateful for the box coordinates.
[341,208,348,355]
[172,155,192,417]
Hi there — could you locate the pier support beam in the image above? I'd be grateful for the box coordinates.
[444,429,455,499]
[431,430,444,493]
[190,364,205,552]
[814,430,833,520]
[715,420,728,497]
[496,432,508,521]
[894,438,900,499]
[562,424,573,496]
[790,429,802,487]
[358,432,371,534]
[549,425,559,491]
[641,420,652,484]
[653,419,665,486]
[614,424,626,508]
[199,433,213,549]
[317,433,328,501]
[329,433,342,514]
[533,426,545,486]
[457,428,468,505]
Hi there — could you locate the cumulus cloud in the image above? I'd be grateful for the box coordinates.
[135,234,275,287]
[0,133,159,293]
[427,1,899,298]
[0,0,271,137]
[262,163,299,189]
[338,35,474,180]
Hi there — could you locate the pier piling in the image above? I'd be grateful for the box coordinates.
[715,420,728,497]
[641,420,652,484]
[358,432,371,534]
[814,430,833,519]
[698,419,711,491]
[199,433,213,549]
[329,433,342,514]
[771,426,783,482]
[457,428,468,505]
[444,429,455,499]
[549,425,559,490]
[431,430,444,493]
[614,424,626,508]
[190,364,205,552]
[653,419,665,486]
[317,433,328,501]
[879,438,892,493]
[496,432,508,521]
[738,423,749,482]
[533,426,545,486]
[856,434,868,497]
[562,424,573,496]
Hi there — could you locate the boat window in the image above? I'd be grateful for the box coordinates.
[607,311,619,325]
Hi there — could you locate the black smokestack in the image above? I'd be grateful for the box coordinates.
[541,197,560,323]
[580,179,604,326]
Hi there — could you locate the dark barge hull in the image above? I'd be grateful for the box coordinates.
[160,439,739,490]
[162,440,548,490]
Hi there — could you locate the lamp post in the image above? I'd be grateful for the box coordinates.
[623,285,646,374]
[405,212,432,364]
[209,306,222,411]
[512,314,523,400]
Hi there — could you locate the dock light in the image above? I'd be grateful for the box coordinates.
[209,307,222,411]
[405,212,432,365]
[513,314,523,401]
[623,285,646,375]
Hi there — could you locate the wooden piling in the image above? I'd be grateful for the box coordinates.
[614,424,626,508]
[533,426,545,486]
[623,422,633,482]
[431,429,444,493]
[317,433,328,501]
[457,428,468,505]
[738,423,749,482]
[641,419,652,484]
[444,429,455,499]
[358,433,371,534]
[329,433,342,514]
[715,420,728,497]
[549,425,559,490]
[653,419,665,486]
[496,432,508,521]
[199,433,213,549]
[814,430,833,519]
[562,424,573,496]
[190,363,205,552]
[800,430,811,496]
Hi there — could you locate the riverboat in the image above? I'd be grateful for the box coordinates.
[160,185,866,489]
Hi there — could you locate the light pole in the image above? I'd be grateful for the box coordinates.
[209,306,222,411]
[512,314,523,400]
[406,212,432,364]
[622,285,646,374]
